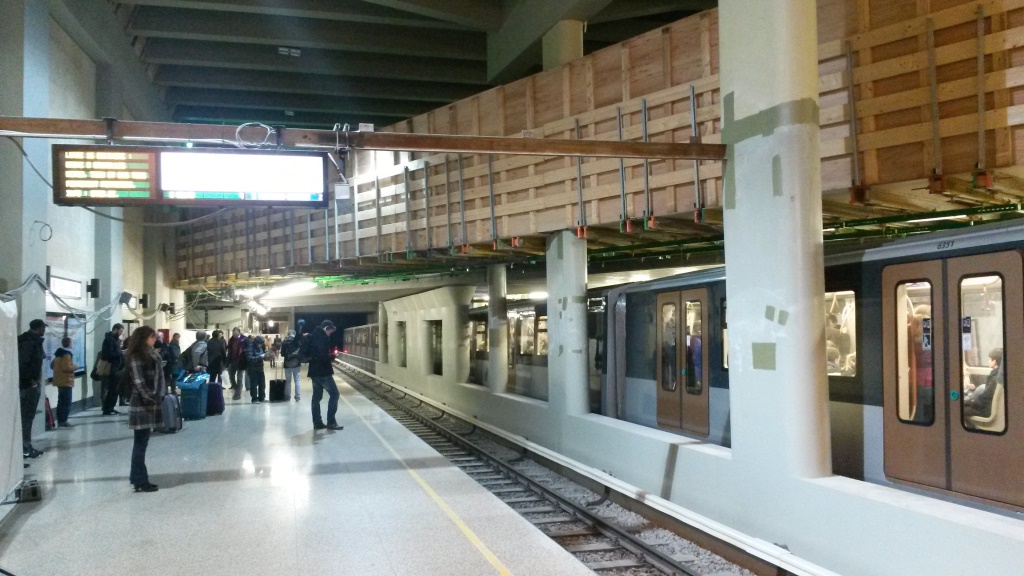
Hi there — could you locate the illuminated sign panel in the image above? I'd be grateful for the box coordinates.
[53,145,329,208]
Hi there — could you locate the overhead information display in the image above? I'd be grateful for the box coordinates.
[52,145,329,208]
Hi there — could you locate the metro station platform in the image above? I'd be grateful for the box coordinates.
[0,377,592,576]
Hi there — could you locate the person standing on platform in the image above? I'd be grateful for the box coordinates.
[246,333,266,403]
[308,320,342,431]
[18,319,47,458]
[51,337,78,428]
[281,330,302,402]
[100,323,125,416]
[207,329,227,385]
[227,327,248,400]
[125,326,165,493]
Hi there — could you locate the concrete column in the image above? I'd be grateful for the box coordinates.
[546,231,589,424]
[0,0,51,440]
[719,0,830,479]
[487,264,509,394]
[377,302,388,364]
[542,20,583,70]
[0,0,49,325]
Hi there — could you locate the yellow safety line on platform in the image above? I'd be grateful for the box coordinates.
[338,384,513,576]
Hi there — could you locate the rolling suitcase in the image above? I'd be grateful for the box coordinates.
[206,382,225,415]
[268,379,287,402]
[161,393,183,433]
[268,365,287,402]
[179,372,210,420]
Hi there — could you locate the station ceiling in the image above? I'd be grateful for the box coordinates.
[110,0,714,129]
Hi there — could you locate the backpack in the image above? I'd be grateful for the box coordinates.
[297,334,312,364]
[180,345,195,372]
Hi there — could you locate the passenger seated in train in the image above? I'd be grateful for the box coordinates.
[826,343,842,375]
[964,348,1004,419]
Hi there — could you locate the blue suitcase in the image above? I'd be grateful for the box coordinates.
[178,372,210,420]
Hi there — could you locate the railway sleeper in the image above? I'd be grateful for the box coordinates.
[528,515,576,525]
[563,542,624,554]
[543,528,597,538]
[500,496,545,504]
[585,558,646,571]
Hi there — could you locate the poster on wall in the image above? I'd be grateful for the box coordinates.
[42,313,87,381]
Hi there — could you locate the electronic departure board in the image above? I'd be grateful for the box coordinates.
[52,145,330,208]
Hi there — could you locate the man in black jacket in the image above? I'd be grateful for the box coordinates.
[307,320,342,431]
[100,323,125,415]
[17,319,46,458]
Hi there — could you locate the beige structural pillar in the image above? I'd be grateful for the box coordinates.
[542,20,584,70]
[486,265,508,394]
[546,231,590,431]
[719,0,831,479]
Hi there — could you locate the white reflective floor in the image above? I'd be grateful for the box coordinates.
[0,376,592,576]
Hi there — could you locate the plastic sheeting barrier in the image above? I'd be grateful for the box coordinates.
[1,301,25,507]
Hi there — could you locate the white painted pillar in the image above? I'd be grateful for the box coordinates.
[546,231,589,419]
[377,302,388,364]
[542,20,583,70]
[719,0,830,479]
[487,264,509,394]
[0,0,50,435]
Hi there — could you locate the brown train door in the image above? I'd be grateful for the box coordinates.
[947,251,1023,508]
[657,289,710,436]
[883,251,1024,507]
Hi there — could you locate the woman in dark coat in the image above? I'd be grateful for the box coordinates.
[126,326,166,493]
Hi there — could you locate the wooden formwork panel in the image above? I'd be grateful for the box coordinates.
[178,0,1024,281]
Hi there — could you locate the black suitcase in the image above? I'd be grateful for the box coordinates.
[268,379,287,402]
[206,383,225,415]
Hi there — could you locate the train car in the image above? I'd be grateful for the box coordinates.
[605,219,1023,510]
[342,323,379,372]
[343,220,1021,510]
[466,300,606,410]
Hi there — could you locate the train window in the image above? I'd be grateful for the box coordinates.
[959,275,1006,434]
[825,290,857,377]
[395,321,407,368]
[721,299,728,370]
[685,301,702,394]
[428,320,443,376]
[520,315,536,355]
[536,317,548,356]
[895,281,934,425]
[661,302,678,391]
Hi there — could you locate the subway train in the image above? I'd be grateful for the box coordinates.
[343,218,1023,511]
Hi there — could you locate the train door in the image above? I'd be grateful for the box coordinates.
[882,251,1023,507]
[656,289,710,436]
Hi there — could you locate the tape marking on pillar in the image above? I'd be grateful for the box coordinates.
[777,310,789,326]
[764,305,776,321]
[721,92,820,210]
[751,342,777,370]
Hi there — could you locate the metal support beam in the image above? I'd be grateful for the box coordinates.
[0,117,726,161]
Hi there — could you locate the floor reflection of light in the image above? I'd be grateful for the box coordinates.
[269,452,310,507]
[241,455,256,475]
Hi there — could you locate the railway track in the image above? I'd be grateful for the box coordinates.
[338,363,701,576]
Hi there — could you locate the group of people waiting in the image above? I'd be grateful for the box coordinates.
[17,318,344,494]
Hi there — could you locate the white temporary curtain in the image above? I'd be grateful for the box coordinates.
[0,300,24,505]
